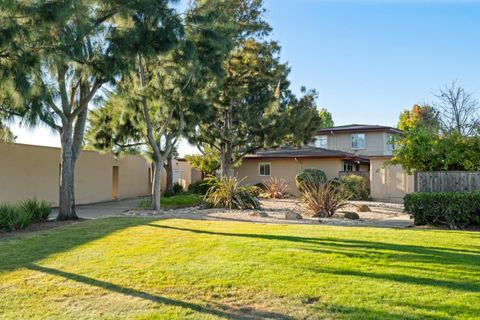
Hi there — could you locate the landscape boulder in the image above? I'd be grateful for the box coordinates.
[250,211,269,218]
[344,211,360,220]
[357,205,371,212]
[285,211,303,220]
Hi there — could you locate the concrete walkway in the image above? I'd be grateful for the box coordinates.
[51,198,142,219]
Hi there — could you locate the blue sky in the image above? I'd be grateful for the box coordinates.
[11,0,480,155]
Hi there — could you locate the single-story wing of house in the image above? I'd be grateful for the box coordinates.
[234,146,370,196]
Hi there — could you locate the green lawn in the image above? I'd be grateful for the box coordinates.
[1,218,479,319]
[137,194,202,210]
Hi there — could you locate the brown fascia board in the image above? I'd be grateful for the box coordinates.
[244,155,371,163]
[316,127,403,135]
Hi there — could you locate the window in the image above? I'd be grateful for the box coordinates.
[387,135,397,151]
[315,135,328,148]
[343,162,359,172]
[351,133,366,149]
[259,163,271,176]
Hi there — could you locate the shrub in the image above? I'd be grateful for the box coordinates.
[0,203,32,232]
[339,175,371,201]
[301,177,350,218]
[188,178,216,195]
[404,192,480,229]
[173,183,184,195]
[263,177,288,199]
[19,198,52,223]
[203,176,260,210]
[295,168,327,191]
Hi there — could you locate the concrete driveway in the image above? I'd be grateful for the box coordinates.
[50,198,143,219]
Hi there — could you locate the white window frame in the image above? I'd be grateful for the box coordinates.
[351,133,366,150]
[258,162,271,177]
[387,134,396,151]
[315,135,328,149]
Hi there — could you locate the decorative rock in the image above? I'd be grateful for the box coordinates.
[250,211,269,218]
[285,211,303,220]
[357,205,371,212]
[344,211,360,220]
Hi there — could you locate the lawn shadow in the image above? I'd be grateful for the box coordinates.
[147,224,480,285]
[0,217,154,272]
[27,264,292,320]
[147,224,480,260]
[317,303,451,320]
[307,266,480,293]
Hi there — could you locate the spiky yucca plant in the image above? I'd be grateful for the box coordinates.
[263,177,288,199]
[204,177,260,210]
[300,176,350,218]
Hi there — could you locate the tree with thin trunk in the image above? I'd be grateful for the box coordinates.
[433,81,480,136]
[0,0,182,219]
[87,0,231,210]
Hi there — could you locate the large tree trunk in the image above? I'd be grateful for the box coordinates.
[57,125,78,220]
[220,145,234,178]
[151,157,163,211]
[164,155,174,196]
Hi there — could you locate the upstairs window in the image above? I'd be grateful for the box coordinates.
[259,163,271,176]
[387,135,397,151]
[351,133,366,150]
[315,135,328,149]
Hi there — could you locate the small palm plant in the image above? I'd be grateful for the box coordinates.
[203,176,260,210]
[300,176,351,218]
[263,177,288,199]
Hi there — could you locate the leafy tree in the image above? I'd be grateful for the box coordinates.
[191,0,321,177]
[398,104,440,132]
[318,107,334,128]
[185,145,221,176]
[391,127,480,173]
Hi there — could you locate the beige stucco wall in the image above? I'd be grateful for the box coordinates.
[370,158,414,203]
[235,158,344,195]
[0,143,150,205]
[312,132,395,156]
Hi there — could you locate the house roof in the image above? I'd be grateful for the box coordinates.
[244,147,370,163]
[316,124,402,135]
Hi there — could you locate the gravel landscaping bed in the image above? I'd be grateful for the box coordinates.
[124,198,413,228]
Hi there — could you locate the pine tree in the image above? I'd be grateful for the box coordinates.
[0,0,181,219]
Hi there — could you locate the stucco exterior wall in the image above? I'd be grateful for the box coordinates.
[370,158,414,203]
[0,143,150,205]
[235,158,344,195]
[312,132,396,156]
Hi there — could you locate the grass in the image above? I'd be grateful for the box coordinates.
[0,218,479,319]
[137,193,202,210]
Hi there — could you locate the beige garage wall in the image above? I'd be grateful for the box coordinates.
[370,157,414,203]
[0,143,150,205]
[235,158,344,195]
[158,160,202,192]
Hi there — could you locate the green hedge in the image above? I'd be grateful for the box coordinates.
[404,192,480,229]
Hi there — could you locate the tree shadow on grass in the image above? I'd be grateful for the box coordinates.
[307,266,480,293]
[147,224,480,266]
[316,303,452,320]
[0,218,154,272]
[27,264,292,320]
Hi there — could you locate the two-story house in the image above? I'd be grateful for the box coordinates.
[235,124,412,201]
[312,124,402,157]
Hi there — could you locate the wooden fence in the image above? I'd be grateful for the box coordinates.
[415,171,480,192]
